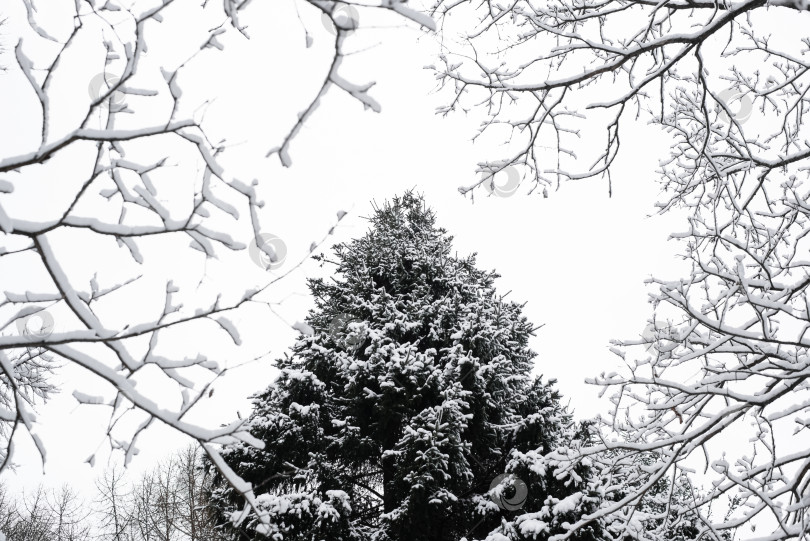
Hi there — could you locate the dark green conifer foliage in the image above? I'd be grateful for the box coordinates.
[209,192,604,541]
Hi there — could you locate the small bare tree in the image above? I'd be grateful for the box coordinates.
[95,465,134,541]
[0,484,91,541]
[111,446,231,540]
[46,485,93,541]
[173,445,227,541]
[133,455,183,541]
[0,484,16,536]
[6,486,54,541]
[131,468,157,541]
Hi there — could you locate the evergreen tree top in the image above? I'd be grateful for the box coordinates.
[320,190,495,299]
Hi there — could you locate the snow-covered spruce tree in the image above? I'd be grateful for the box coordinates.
[208,192,604,541]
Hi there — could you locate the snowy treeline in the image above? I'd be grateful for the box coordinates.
[0,446,223,540]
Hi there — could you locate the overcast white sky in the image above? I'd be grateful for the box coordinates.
[0,0,691,499]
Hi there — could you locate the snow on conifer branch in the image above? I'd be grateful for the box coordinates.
[206,192,612,540]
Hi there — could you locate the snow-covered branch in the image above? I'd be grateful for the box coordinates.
[0,0,433,529]
[428,0,810,200]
